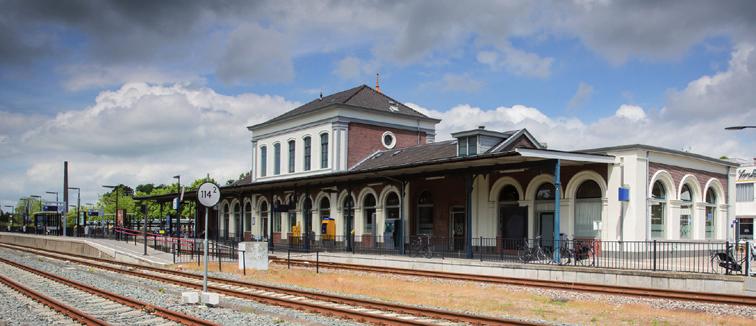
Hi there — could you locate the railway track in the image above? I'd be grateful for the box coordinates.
[0,256,216,326]
[0,274,103,325]
[0,243,541,326]
[269,256,756,307]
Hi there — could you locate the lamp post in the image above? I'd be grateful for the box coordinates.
[45,191,59,204]
[173,175,181,238]
[103,185,118,239]
[69,187,81,236]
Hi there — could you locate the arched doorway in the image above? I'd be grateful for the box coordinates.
[259,201,269,241]
[362,193,376,247]
[385,192,401,248]
[287,194,297,235]
[705,188,717,239]
[343,195,355,250]
[319,197,331,239]
[574,180,602,240]
[498,185,526,249]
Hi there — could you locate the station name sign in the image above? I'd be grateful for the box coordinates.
[738,168,756,182]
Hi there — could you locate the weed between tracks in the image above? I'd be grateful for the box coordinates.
[177,262,753,325]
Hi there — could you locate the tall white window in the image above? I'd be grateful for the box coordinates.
[651,181,666,239]
[574,180,602,239]
[679,184,693,240]
[273,143,281,175]
[737,183,754,202]
[303,136,311,171]
[705,188,717,239]
[259,146,267,177]
[320,133,329,168]
[288,140,295,173]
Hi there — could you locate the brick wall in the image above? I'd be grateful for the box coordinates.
[407,175,467,237]
[488,163,608,198]
[648,162,728,199]
[347,123,426,168]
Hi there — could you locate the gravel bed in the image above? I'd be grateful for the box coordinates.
[301,265,756,319]
[0,281,78,326]
[0,248,364,326]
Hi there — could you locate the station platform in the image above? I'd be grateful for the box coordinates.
[0,232,173,267]
[271,250,755,297]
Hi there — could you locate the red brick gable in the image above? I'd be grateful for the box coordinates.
[347,123,426,168]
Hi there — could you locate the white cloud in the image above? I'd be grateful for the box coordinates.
[567,82,594,109]
[614,104,646,122]
[0,82,299,204]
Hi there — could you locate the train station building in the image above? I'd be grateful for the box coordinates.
[141,85,739,256]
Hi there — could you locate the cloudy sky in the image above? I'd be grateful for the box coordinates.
[1,0,755,207]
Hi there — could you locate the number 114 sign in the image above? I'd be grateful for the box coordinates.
[197,182,220,207]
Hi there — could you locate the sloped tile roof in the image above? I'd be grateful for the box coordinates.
[251,85,434,129]
[350,140,458,171]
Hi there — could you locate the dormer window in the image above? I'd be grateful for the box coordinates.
[457,136,478,156]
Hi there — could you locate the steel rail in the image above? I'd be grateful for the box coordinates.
[0,274,107,326]
[0,242,540,326]
[0,257,217,326]
[271,257,756,307]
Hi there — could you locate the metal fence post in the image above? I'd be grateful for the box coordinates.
[652,240,657,271]
[746,241,751,277]
[288,248,291,270]
[316,250,319,274]
[242,250,246,276]
[172,243,176,264]
[217,245,222,272]
[479,236,483,262]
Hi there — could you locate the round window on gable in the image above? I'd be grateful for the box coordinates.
[381,131,396,149]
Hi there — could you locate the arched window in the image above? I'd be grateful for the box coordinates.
[319,197,330,223]
[343,195,355,240]
[535,183,555,200]
[705,188,717,239]
[259,146,267,177]
[273,199,282,233]
[679,184,693,239]
[233,202,241,240]
[651,180,667,239]
[273,143,281,175]
[385,192,400,220]
[320,133,329,168]
[363,194,376,234]
[287,194,297,230]
[499,185,519,202]
[244,202,252,233]
[574,180,602,239]
[288,140,295,173]
[417,191,434,235]
[260,201,269,240]
[303,136,311,171]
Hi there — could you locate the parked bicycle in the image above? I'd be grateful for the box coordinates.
[710,242,753,275]
[555,235,595,266]
[410,234,433,258]
[518,236,550,263]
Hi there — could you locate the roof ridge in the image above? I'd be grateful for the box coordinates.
[342,84,368,104]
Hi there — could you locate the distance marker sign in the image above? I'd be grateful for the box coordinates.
[197,182,220,207]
